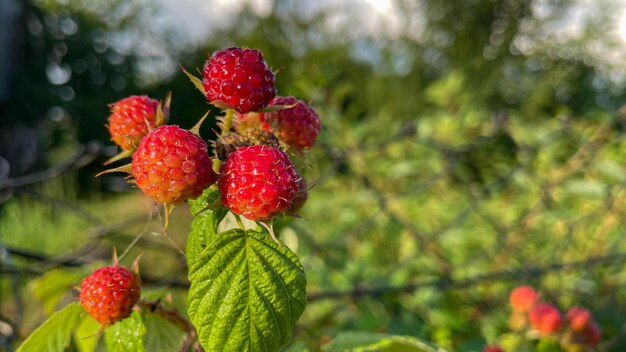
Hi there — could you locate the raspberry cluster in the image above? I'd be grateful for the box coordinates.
[484,285,602,351]
[92,45,319,327]
[101,45,318,228]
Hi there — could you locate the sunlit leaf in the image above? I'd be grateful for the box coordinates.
[188,229,307,351]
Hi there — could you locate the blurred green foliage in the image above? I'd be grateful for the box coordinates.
[3,0,626,351]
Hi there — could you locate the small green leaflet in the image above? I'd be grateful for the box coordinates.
[187,187,227,268]
[29,269,84,315]
[105,311,146,352]
[16,302,83,352]
[188,229,307,352]
[73,315,100,352]
[142,312,186,352]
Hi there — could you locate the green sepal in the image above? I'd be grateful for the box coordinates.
[180,64,206,96]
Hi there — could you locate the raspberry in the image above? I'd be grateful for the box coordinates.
[261,96,321,151]
[132,125,217,204]
[79,265,140,326]
[290,177,308,212]
[108,95,161,150]
[509,285,539,312]
[218,145,299,221]
[528,302,562,335]
[567,306,592,332]
[584,321,601,345]
[483,345,503,352]
[202,47,276,113]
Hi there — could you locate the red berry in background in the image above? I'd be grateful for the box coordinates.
[567,306,592,332]
[509,285,539,312]
[218,145,299,221]
[290,177,308,213]
[483,345,503,352]
[132,125,217,204]
[108,95,161,150]
[529,302,563,335]
[202,47,276,113]
[584,320,602,346]
[79,265,141,326]
[261,96,321,151]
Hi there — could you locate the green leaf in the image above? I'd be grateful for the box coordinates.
[188,229,307,352]
[142,313,186,352]
[17,302,84,352]
[73,315,100,352]
[105,311,146,352]
[29,269,83,315]
[322,332,447,352]
[187,187,227,268]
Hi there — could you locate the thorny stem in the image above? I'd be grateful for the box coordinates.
[138,299,202,351]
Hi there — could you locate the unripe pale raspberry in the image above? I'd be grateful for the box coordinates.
[261,96,321,151]
[509,285,539,312]
[529,302,562,335]
[79,265,140,326]
[202,47,276,113]
[218,145,299,221]
[132,125,217,204]
[567,306,592,332]
[108,95,161,150]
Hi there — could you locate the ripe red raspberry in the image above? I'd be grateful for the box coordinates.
[509,285,539,312]
[483,345,503,352]
[261,96,321,151]
[567,306,592,332]
[132,125,217,204]
[218,145,299,221]
[528,302,563,335]
[202,47,276,113]
[108,95,161,150]
[79,265,140,326]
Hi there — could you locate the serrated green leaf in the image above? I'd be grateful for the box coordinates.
[188,229,307,352]
[142,312,186,352]
[187,187,227,268]
[17,302,84,352]
[29,269,83,315]
[105,311,146,352]
[322,332,447,352]
[74,315,100,352]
